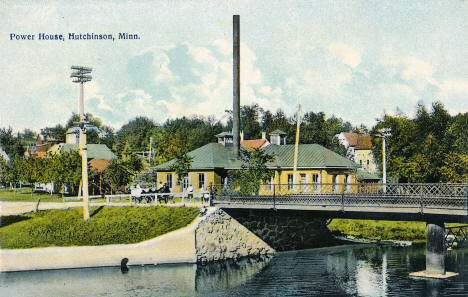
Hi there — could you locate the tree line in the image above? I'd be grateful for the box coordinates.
[373,102,467,183]
[1,101,466,194]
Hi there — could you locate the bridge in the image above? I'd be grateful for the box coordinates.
[212,182,468,278]
[212,183,467,223]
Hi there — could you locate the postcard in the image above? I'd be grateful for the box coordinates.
[1,1,467,296]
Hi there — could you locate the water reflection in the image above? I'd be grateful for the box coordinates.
[195,255,272,293]
[325,247,389,296]
[1,245,467,297]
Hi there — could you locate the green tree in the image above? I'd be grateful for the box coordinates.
[47,152,82,195]
[4,157,24,190]
[40,125,67,142]
[116,117,158,156]
[0,156,8,185]
[230,148,275,195]
[439,153,468,183]
[22,158,41,188]
[104,160,134,194]
[372,101,466,183]
[168,151,193,184]
[0,127,25,159]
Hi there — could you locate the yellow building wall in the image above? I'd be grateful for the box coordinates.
[259,168,357,195]
[156,170,218,193]
[157,168,357,195]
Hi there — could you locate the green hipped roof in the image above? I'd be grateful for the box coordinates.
[263,144,358,168]
[153,143,243,170]
[357,169,381,181]
[49,143,117,160]
[154,142,358,171]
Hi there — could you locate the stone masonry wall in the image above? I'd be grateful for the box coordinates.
[195,208,338,263]
[224,209,337,251]
[195,209,275,263]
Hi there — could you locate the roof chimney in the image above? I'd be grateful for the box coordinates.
[233,15,240,156]
[240,131,244,141]
[261,132,266,139]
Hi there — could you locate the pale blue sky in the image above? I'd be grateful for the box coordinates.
[1,0,467,132]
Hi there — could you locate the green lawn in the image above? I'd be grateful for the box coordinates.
[328,219,427,241]
[0,188,65,202]
[0,206,199,249]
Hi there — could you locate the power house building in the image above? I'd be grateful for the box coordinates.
[153,131,359,195]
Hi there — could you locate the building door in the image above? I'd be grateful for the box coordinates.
[300,173,307,192]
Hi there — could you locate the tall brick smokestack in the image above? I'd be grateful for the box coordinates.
[233,15,240,156]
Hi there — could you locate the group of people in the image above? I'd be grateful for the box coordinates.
[130,182,208,204]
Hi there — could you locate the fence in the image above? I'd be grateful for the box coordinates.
[211,183,468,212]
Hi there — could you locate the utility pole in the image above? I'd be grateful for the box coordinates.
[293,104,302,189]
[71,66,92,221]
[377,128,391,193]
[233,15,240,157]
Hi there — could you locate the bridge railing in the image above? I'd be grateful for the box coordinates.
[211,183,468,196]
[210,183,468,211]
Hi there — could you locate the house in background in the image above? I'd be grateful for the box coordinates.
[0,146,10,163]
[32,125,117,194]
[153,130,358,195]
[240,131,270,150]
[34,143,117,194]
[24,134,60,159]
[336,132,378,174]
[65,122,106,144]
[47,143,116,161]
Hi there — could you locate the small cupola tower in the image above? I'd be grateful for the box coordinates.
[270,129,287,145]
[216,131,234,147]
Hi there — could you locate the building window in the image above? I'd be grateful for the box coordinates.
[312,174,321,193]
[345,174,352,193]
[360,160,363,165]
[367,160,370,166]
[198,173,205,189]
[266,177,274,190]
[288,174,294,190]
[167,174,173,189]
[182,176,189,190]
[333,175,339,193]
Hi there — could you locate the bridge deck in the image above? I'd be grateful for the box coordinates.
[212,183,468,223]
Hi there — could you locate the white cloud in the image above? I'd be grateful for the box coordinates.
[438,79,468,94]
[328,43,361,68]
[213,39,231,56]
[400,57,438,90]
[240,43,262,85]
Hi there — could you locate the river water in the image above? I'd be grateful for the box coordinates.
[1,244,466,296]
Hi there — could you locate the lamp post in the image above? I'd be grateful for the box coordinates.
[71,66,92,221]
[377,128,391,193]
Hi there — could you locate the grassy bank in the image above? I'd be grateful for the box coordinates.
[0,188,65,202]
[328,219,427,241]
[0,206,199,249]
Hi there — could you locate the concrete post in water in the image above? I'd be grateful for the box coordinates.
[410,219,458,278]
[233,15,240,157]
[426,221,446,275]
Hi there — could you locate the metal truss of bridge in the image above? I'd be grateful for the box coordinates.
[211,183,468,223]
